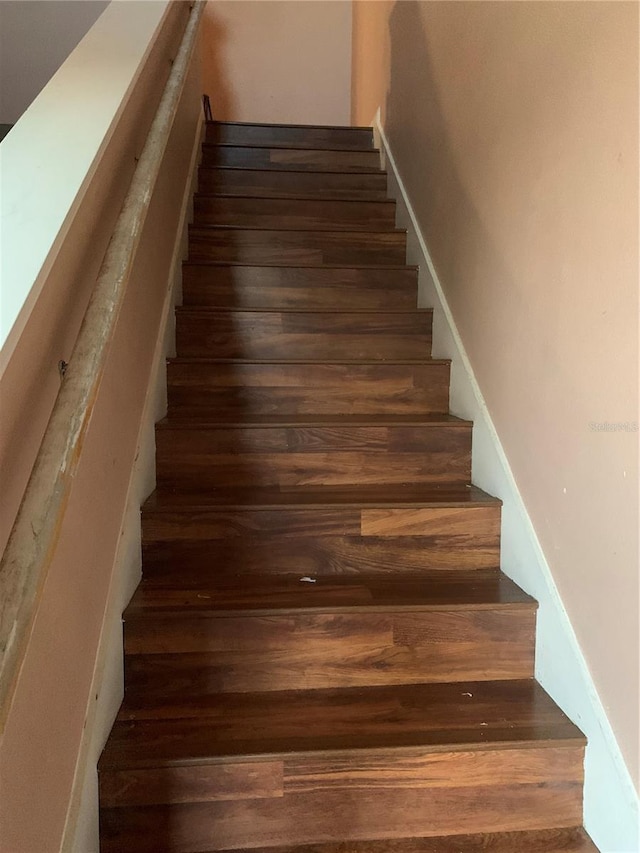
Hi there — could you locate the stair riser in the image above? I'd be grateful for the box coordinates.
[187,228,407,265]
[142,506,501,557]
[99,746,584,851]
[182,265,418,310]
[175,311,430,361]
[142,535,501,577]
[155,426,472,489]
[193,196,397,230]
[201,145,381,171]
[183,829,600,853]
[125,608,535,691]
[198,167,388,199]
[205,123,375,150]
[167,362,450,417]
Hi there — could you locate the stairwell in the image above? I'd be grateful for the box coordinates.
[98,121,599,852]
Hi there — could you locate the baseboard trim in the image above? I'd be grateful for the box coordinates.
[372,109,639,853]
[60,110,204,853]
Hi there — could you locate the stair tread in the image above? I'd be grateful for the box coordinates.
[100,680,585,768]
[203,142,381,154]
[208,120,375,132]
[190,225,405,235]
[126,570,535,616]
[195,192,396,205]
[175,307,431,315]
[200,165,386,177]
[144,483,501,511]
[182,262,418,271]
[206,828,599,853]
[156,414,471,429]
[201,163,385,175]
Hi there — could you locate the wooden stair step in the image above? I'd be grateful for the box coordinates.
[193,194,397,230]
[142,482,501,510]
[99,682,585,850]
[167,359,451,417]
[205,121,375,150]
[202,828,600,853]
[141,484,501,573]
[181,264,418,310]
[198,167,388,200]
[159,414,466,428]
[201,144,382,172]
[122,578,535,690]
[107,679,583,751]
[187,226,407,265]
[154,418,471,489]
[175,308,429,360]
[129,570,522,609]
[142,531,500,577]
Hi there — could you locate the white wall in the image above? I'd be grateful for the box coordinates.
[0,1,110,125]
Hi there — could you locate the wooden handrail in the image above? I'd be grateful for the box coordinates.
[0,0,205,730]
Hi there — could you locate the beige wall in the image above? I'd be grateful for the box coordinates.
[0,4,202,850]
[352,0,638,786]
[0,0,110,124]
[202,0,352,125]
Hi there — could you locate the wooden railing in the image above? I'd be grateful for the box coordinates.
[0,0,205,729]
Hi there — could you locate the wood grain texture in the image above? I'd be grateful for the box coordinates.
[100,760,284,808]
[100,782,584,852]
[123,606,535,692]
[201,144,382,172]
[198,167,388,199]
[187,227,407,265]
[113,678,583,736]
[141,533,501,576]
[193,195,397,230]
[167,360,451,416]
[175,310,431,361]
[205,122,375,150]
[142,483,501,509]
[155,423,471,489]
[193,827,600,853]
[128,571,529,607]
[98,118,594,853]
[181,265,418,310]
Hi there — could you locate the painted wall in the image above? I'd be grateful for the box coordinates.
[352,0,638,810]
[0,0,110,124]
[0,3,202,850]
[201,0,352,125]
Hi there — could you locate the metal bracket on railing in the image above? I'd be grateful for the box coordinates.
[202,94,213,122]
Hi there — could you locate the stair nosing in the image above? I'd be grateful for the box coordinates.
[175,306,431,315]
[155,416,472,429]
[208,120,375,132]
[124,601,538,620]
[142,490,503,512]
[198,164,385,176]
[168,357,450,365]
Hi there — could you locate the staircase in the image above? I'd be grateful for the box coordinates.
[98,121,598,852]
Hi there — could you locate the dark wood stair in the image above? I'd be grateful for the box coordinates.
[201,144,382,172]
[98,120,597,852]
[198,167,389,199]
